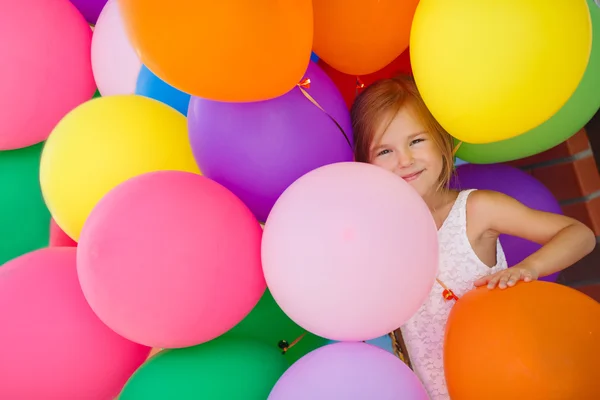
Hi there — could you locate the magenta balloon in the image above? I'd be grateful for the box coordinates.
[450,164,562,282]
[70,0,108,24]
[187,61,353,222]
[268,342,428,400]
[0,247,150,399]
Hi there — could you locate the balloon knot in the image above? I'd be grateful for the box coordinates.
[356,76,365,89]
[297,78,311,89]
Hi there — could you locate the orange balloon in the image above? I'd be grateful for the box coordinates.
[117,0,313,102]
[312,0,419,75]
[318,48,413,109]
[445,281,600,400]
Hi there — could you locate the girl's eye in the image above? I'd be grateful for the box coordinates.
[410,138,425,146]
[376,149,391,157]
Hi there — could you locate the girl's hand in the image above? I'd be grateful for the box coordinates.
[474,266,539,289]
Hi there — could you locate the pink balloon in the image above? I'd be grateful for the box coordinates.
[77,171,265,348]
[0,247,149,399]
[0,0,96,150]
[91,0,141,95]
[49,218,78,247]
[262,162,438,341]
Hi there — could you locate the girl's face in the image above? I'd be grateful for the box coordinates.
[369,107,444,198]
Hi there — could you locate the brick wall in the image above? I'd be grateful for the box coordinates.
[506,128,600,286]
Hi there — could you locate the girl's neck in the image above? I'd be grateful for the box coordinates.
[422,189,458,213]
[422,189,460,230]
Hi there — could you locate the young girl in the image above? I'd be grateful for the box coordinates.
[351,74,596,399]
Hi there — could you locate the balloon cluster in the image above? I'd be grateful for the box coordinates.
[1,0,600,399]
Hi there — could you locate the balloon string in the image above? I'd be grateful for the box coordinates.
[452,141,463,156]
[297,81,353,150]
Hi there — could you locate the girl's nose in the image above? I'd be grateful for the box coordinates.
[396,150,414,168]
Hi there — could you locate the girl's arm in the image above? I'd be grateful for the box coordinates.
[470,190,596,289]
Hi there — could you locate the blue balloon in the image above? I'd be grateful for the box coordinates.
[310,52,320,63]
[454,157,469,167]
[326,334,395,355]
[135,65,191,116]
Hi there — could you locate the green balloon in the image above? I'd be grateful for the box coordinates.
[93,89,101,99]
[119,338,288,399]
[0,143,50,266]
[456,0,600,164]
[222,289,328,364]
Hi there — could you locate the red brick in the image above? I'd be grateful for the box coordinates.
[508,128,589,168]
[558,246,600,286]
[530,155,600,202]
[573,284,600,303]
[561,196,600,235]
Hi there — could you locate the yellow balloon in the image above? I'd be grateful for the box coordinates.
[410,0,592,144]
[40,95,201,240]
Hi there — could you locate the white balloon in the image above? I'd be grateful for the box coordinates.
[91,0,141,95]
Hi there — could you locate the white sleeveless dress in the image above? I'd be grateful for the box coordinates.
[401,189,508,399]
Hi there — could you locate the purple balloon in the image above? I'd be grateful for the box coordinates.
[70,0,108,24]
[188,62,353,221]
[268,342,428,400]
[450,163,562,282]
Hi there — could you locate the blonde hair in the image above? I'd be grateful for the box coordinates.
[351,74,455,191]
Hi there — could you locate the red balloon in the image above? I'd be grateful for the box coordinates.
[318,48,413,109]
[49,218,77,247]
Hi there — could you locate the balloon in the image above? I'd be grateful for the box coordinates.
[262,162,438,341]
[91,0,141,96]
[148,348,162,359]
[268,342,428,400]
[0,248,150,399]
[310,52,320,63]
[326,335,396,355]
[312,0,419,75]
[118,0,313,102]
[49,218,78,247]
[318,48,412,109]
[450,164,562,282]
[223,289,329,364]
[69,0,108,24]
[77,171,265,348]
[188,61,353,222]
[445,282,600,399]
[120,337,288,399]
[136,65,191,116]
[454,158,468,167]
[40,95,199,241]
[0,0,95,150]
[0,143,50,266]
[410,0,592,144]
[455,0,600,163]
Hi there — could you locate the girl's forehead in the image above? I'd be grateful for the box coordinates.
[376,110,426,144]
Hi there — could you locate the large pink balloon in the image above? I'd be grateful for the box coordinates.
[91,0,141,95]
[262,162,438,341]
[77,171,265,348]
[0,0,96,150]
[0,247,150,399]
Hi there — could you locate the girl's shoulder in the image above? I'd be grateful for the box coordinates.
[463,189,509,236]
